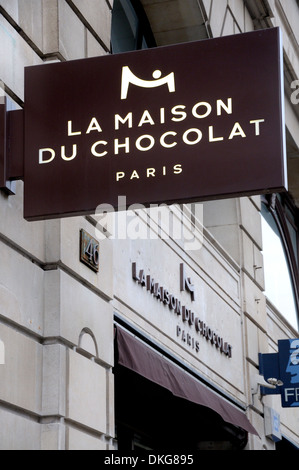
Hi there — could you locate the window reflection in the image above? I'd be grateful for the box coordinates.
[111,0,156,53]
[261,203,299,331]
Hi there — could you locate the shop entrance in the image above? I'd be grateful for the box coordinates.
[114,365,248,451]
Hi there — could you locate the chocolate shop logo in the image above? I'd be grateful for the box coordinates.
[121,66,176,100]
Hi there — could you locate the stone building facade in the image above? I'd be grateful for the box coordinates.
[0,0,298,451]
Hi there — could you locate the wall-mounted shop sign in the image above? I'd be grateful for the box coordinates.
[132,262,233,357]
[0,27,281,220]
[259,339,299,407]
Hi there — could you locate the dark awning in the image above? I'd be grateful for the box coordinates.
[115,327,259,437]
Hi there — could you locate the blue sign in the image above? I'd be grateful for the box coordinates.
[259,338,299,408]
[279,339,299,407]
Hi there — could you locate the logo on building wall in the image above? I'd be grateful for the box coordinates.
[132,261,232,357]
[121,66,176,99]
[180,262,195,301]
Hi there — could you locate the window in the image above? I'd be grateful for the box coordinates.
[261,194,299,331]
[111,0,156,53]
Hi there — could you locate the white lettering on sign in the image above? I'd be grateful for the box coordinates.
[68,120,81,136]
[37,95,266,189]
[39,148,55,164]
[91,141,108,157]
[116,164,182,181]
[284,387,299,402]
[39,145,78,163]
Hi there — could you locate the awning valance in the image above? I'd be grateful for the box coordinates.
[115,327,258,436]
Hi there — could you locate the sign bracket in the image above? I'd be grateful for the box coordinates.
[0,96,24,195]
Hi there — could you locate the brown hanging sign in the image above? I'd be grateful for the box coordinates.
[0,28,287,221]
